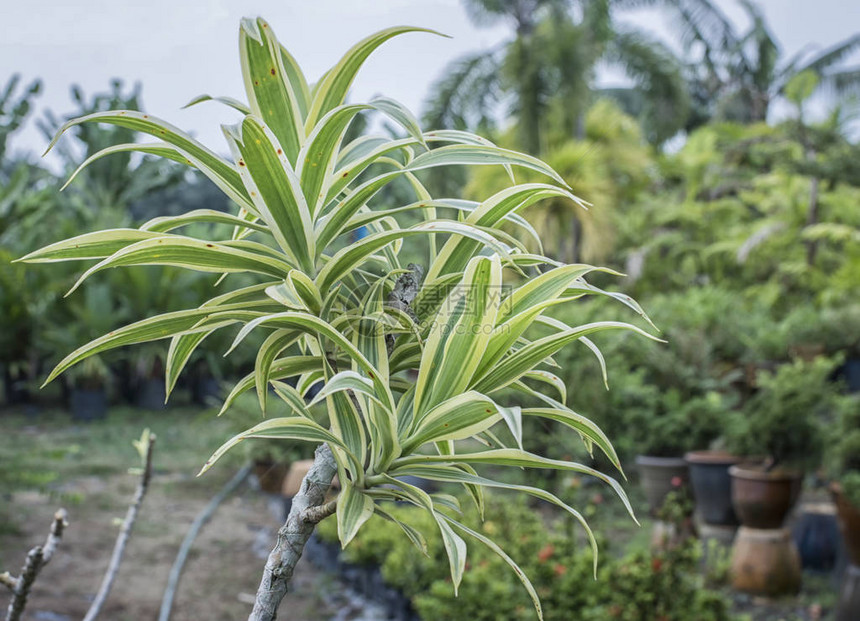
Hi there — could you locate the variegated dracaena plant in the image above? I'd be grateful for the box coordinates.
[20,17,658,621]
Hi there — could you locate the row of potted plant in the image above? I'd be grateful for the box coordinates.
[634,357,858,615]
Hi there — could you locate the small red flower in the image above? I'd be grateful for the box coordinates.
[553,563,567,576]
[537,544,555,563]
[651,557,663,572]
[670,476,683,488]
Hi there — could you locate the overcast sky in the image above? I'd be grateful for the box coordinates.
[2,0,858,167]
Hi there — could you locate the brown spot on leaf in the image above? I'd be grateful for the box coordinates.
[277,149,282,155]
[238,161,245,166]
[270,68,276,75]
[206,244,214,248]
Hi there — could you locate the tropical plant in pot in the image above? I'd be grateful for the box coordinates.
[820,304,860,392]
[726,357,835,529]
[116,266,205,408]
[628,378,726,516]
[684,450,744,530]
[725,357,840,596]
[44,282,124,420]
[589,288,741,517]
[829,394,860,559]
[19,17,659,620]
[828,394,860,620]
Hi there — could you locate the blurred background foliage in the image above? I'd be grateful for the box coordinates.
[1,2,858,617]
[1,0,858,467]
[0,0,860,484]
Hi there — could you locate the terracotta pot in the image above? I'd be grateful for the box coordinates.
[685,451,742,527]
[832,482,860,566]
[730,464,803,529]
[635,455,689,515]
[282,459,341,497]
[788,343,825,362]
[730,526,801,596]
[253,460,289,495]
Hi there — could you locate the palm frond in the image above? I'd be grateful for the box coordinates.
[799,33,860,76]
[421,48,504,133]
[608,29,691,144]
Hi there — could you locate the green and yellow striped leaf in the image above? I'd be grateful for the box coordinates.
[224,116,314,270]
[66,236,293,296]
[199,416,356,475]
[413,255,502,417]
[403,391,503,452]
[305,26,441,131]
[239,17,305,164]
[336,480,375,548]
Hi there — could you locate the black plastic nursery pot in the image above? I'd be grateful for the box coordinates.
[135,377,167,410]
[3,365,32,405]
[191,375,221,406]
[635,455,690,515]
[69,388,107,421]
[792,502,841,572]
[685,451,742,527]
[841,358,860,394]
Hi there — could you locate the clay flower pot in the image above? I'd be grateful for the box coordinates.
[832,483,860,566]
[685,451,743,527]
[729,464,803,529]
[253,460,290,495]
[635,455,689,515]
[730,526,802,596]
[831,483,860,621]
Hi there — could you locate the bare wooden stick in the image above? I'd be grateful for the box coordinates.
[2,508,68,621]
[248,443,338,621]
[158,463,253,621]
[82,431,156,621]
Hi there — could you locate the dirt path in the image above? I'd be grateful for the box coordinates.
[0,469,330,620]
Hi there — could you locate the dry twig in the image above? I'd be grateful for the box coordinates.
[1,508,68,621]
[82,429,156,621]
[158,463,253,621]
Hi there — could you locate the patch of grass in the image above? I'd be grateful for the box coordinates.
[0,404,243,533]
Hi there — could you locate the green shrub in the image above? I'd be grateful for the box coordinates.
[320,493,732,621]
[728,357,839,469]
[828,392,860,506]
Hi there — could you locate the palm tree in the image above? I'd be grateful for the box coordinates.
[423,0,690,152]
[0,75,41,165]
[653,0,860,124]
[38,80,185,222]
